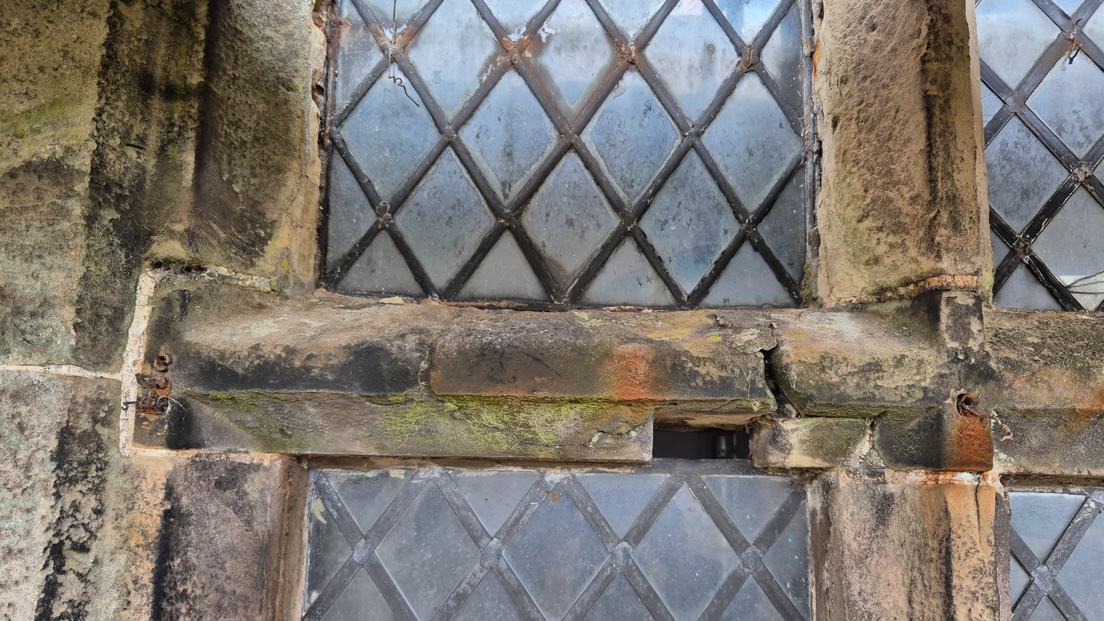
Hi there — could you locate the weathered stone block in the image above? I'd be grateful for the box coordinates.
[750,417,871,469]
[810,470,1008,621]
[875,404,993,471]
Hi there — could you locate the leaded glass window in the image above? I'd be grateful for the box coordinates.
[1008,488,1104,620]
[303,461,810,620]
[978,0,1104,311]
[322,0,814,308]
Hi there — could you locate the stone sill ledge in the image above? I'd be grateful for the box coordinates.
[133,280,1104,475]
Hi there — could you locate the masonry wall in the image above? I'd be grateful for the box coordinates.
[0,0,1100,620]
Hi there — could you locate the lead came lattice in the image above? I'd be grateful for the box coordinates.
[303,462,811,621]
[323,0,814,308]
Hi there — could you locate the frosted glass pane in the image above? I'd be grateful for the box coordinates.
[760,2,803,115]
[504,483,609,620]
[640,151,739,291]
[326,156,375,267]
[993,265,1062,310]
[579,239,678,307]
[1010,491,1084,561]
[985,117,1069,232]
[522,153,620,288]
[717,0,783,43]
[306,498,353,606]
[335,0,382,112]
[701,243,794,308]
[451,471,539,536]
[634,485,739,621]
[460,70,558,202]
[1053,0,1084,14]
[322,568,395,621]
[531,0,617,117]
[645,0,742,121]
[340,233,423,296]
[578,472,666,537]
[455,233,549,301]
[976,0,1059,88]
[762,500,810,618]
[705,475,792,542]
[598,0,667,39]
[1010,558,1031,604]
[482,0,542,37]
[395,149,495,289]
[1056,511,1104,619]
[756,168,806,283]
[1084,4,1104,50]
[585,574,655,621]
[362,0,429,34]
[1027,53,1104,157]
[327,469,414,534]
[1033,189,1104,305]
[377,483,481,621]
[453,573,525,621]
[719,579,784,621]
[407,0,499,119]
[704,73,803,210]
[342,66,438,203]
[582,71,680,202]
[1028,597,1066,621]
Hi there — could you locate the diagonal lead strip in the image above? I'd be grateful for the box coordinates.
[621,557,678,621]
[494,554,548,621]
[301,553,364,621]
[312,470,365,545]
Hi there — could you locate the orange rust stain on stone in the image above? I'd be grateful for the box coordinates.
[1065,389,1104,435]
[946,412,993,471]
[604,343,663,400]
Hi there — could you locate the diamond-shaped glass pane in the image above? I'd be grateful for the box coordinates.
[339,232,423,296]
[327,156,375,268]
[1029,597,1066,621]
[719,579,784,621]
[993,264,1062,310]
[757,167,806,283]
[322,568,396,621]
[1010,558,1031,604]
[645,0,742,121]
[579,238,678,306]
[362,0,429,34]
[376,482,481,621]
[701,242,794,307]
[705,475,792,542]
[342,66,438,203]
[985,116,1069,232]
[634,485,739,621]
[1028,53,1104,157]
[717,0,783,44]
[306,497,353,607]
[705,73,802,210]
[578,472,666,538]
[335,0,383,112]
[1084,5,1104,50]
[451,471,539,536]
[453,572,525,621]
[1033,188,1104,309]
[530,0,617,117]
[761,2,803,115]
[521,153,620,288]
[327,469,413,534]
[460,70,558,202]
[408,0,499,119]
[1010,492,1085,561]
[976,0,1060,88]
[1054,0,1084,14]
[504,482,609,620]
[640,151,739,292]
[582,71,679,202]
[762,499,810,618]
[395,149,495,289]
[482,0,543,38]
[455,233,549,301]
[585,574,655,621]
[598,0,667,40]
[1057,508,1104,619]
